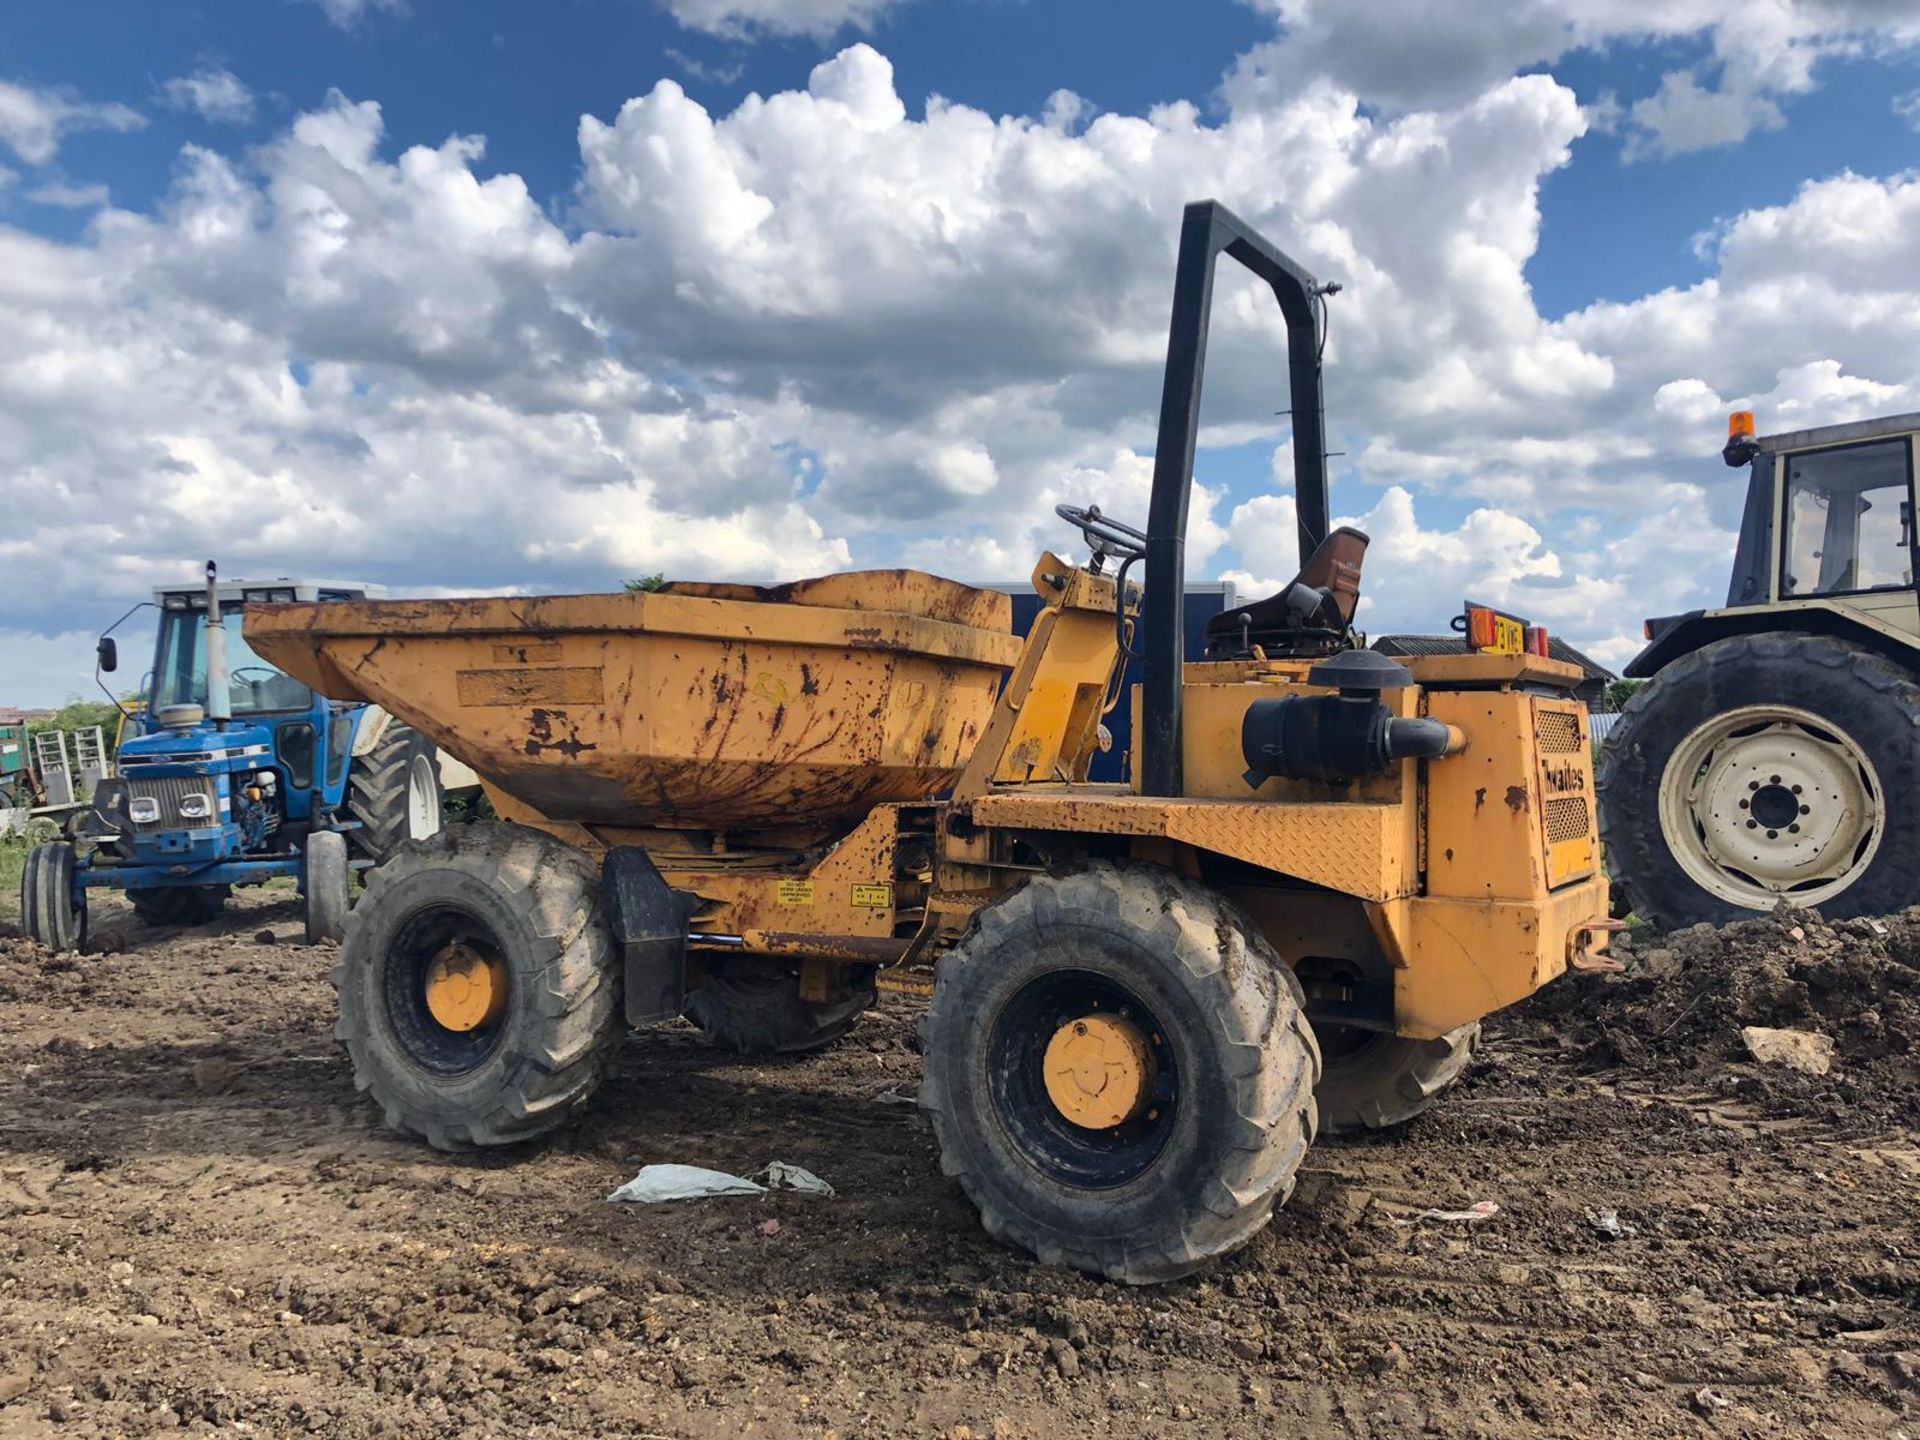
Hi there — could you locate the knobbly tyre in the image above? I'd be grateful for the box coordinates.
[1603,408,1920,928]
[246,201,1613,1283]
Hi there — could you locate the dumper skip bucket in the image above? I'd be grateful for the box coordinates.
[246,571,1022,833]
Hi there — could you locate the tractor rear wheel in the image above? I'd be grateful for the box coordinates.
[22,842,87,952]
[1599,635,1920,928]
[129,885,231,927]
[348,721,444,864]
[920,862,1319,1284]
[685,964,876,1054]
[1312,1023,1479,1133]
[335,822,621,1150]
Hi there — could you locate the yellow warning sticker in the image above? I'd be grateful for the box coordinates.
[776,880,816,906]
[851,883,892,909]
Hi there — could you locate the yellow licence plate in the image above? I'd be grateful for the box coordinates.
[1484,614,1525,655]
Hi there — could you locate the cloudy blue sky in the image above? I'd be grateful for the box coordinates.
[4,0,1920,704]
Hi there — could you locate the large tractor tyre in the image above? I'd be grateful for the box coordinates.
[685,964,876,1055]
[1598,634,1920,929]
[21,842,87,953]
[348,721,444,864]
[335,822,621,1151]
[1313,1022,1479,1134]
[303,831,350,946]
[129,885,232,928]
[920,862,1320,1285]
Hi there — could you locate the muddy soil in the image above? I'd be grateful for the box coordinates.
[1,893,1915,1439]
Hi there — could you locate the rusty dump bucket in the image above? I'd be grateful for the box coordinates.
[246,572,1022,832]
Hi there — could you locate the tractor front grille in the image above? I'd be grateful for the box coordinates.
[125,776,218,831]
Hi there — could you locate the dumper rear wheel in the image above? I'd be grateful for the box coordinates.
[920,863,1319,1284]
[336,823,621,1150]
[685,964,876,1055]
[1312,1022,1479,1133]
[129,885,230,927]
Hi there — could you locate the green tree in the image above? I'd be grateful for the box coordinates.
[623,574,668,593]
[1604,678,1647,712]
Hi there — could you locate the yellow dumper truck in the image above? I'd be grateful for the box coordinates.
[248,202,1611,1283]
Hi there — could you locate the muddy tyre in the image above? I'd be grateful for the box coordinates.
[22,842,87,952]
[303,831,350,945]
[920,862,1319,1284]
[1313,1023,1479,1133]
[348,721,443,864]
[129,885,231,927]
[1599,635,1920,928]
[336,822,621,1150]
[686,964,875,1054]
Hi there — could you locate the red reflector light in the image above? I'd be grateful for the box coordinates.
[1526,626,1550,657]
[1467,607,1495,648]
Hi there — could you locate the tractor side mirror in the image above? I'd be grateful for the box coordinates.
[96,637,117,673]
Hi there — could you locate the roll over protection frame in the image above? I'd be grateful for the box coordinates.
[1141,200,1335,797]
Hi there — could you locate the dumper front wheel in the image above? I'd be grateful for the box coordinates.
[920,863,1319,1284]
[1312,1022,1479,1133]
[685,964,875,1055]
[336,823,621,1150]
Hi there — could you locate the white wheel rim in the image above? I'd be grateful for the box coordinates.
[407,754,442,841]
[1657,703,1883,912]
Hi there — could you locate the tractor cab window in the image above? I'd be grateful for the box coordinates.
[153,607,314,715]
[1780,439,1915,598]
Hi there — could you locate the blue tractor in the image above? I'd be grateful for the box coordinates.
[19,563,455,949]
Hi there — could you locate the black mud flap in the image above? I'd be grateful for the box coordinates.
[602,846,696,1025]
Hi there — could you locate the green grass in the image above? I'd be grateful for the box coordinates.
[0,835,26,923]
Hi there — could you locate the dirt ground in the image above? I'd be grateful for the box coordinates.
[1,891,1915,1440]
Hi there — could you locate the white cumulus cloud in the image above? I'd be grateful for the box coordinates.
[161,66,256,125]
[0,79,144,167]
[660,0,904,40]
[3,34,1920,701]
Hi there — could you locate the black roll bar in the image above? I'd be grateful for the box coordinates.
[1140,200,1333,797]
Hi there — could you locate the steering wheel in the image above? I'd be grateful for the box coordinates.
[1055,503,1150,660]
[231,666,279,685]
[1055,503,1147,566]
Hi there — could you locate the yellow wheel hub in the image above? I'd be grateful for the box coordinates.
[1042,1013,1154,1130]
[423,941,508,1033]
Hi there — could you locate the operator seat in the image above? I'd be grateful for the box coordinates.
[1204,526,1370,660]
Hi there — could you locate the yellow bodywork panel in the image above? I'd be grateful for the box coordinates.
[1423,691,1597,900]
[969,788,1414,900]
[486,791,922,953]
[953,553,1125,796]
[1372,877,1609,1038]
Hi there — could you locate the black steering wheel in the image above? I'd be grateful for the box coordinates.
[1055,503,1147,569]
[1055,503,1148,660]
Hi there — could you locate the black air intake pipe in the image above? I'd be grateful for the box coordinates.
[1240,650,1463,787]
